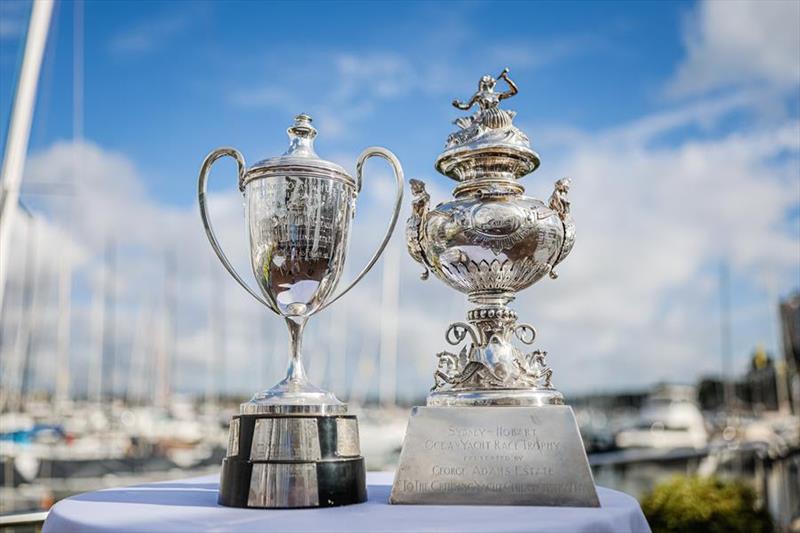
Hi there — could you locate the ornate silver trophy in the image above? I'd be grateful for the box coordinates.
[392,70,598,506]
[198,114,403,508]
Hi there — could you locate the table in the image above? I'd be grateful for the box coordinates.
[43,472,651,532]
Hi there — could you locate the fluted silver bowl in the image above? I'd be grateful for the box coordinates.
[420,194,567,302]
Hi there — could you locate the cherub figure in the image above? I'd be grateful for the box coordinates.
[452,67,519,131]
[410,178,430,214]
[406,179,431,280]
[548,178,572,220]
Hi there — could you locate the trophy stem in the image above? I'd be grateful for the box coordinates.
[285,316,308,384]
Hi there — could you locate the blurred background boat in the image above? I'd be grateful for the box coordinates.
[614,384,709,450]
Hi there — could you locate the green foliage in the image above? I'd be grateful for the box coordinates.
[640,475,772,533]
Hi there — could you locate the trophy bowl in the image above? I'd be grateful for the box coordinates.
[198,113,403,508]
[418,194,567,298]
[243,157,355,409]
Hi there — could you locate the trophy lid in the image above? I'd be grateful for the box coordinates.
[435,69,540,183]
[241,113,355,190]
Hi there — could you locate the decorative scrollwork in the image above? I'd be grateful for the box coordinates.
[431,304,557,394]
[445,321,480,346]
[514,323,536,345]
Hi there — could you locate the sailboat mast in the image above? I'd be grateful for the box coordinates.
[101,238,117,402]
[156,251,177,408]
[719,262,734,414]
[54,0,83,409]
[378,236,400,408]
[328,297,347,400]
[0,0,54,312]
[54,249,73,407]
[0,216,38,412]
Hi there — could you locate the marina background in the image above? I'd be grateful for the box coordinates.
[1,0,798,530]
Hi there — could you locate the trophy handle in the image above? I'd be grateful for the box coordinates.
[321,146,404,310]
[198,147,278,313]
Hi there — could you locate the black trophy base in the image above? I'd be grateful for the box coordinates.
[217,413,367,508]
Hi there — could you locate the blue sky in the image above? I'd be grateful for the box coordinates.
[1,0,798,400]
[4,0,688,203]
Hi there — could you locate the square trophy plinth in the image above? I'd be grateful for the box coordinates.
[390,406,599,507]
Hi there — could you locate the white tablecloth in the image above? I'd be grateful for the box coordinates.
[43,472,651,533]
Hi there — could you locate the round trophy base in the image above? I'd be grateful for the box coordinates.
[242,377,347,415]
[427,388,564,407]
[218,413,367,508]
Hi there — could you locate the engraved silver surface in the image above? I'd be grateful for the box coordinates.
[226,418,240,457]
[240,402,347,416]
[391,406,599,506]
[248,463,268,507]
[248,463,320,508]
[250,419,272,461]
[406,70,575,406]
[336,418,361,457]
[250,418,321,461]
[198,113,404,412]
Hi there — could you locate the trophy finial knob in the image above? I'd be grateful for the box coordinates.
[288,113,317,140]
[285,113,318,158]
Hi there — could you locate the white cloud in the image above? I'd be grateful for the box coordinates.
[4,3,799,401]
[522,113,799,392]
[110,14,188,55]
[0,1,28,41]
[4,139,454,401]
[10,88,797,401]
[227,51,438,140]
[668,0,800,97]
[226,36,589,143]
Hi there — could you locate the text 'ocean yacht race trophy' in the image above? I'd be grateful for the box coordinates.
[198,114,403,508]
[392,69,599,506]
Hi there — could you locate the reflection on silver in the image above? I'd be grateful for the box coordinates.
[250,419,271,461]
[335,418,360,457]
[240,403,346,416]
[248,463,320,508]
[249,418,321,461]
[248,463,268,507]
[406,70,575,406]
[226,418,239,457]
[198,113,404,413]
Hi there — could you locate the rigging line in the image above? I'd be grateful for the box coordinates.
[73,0,83,142]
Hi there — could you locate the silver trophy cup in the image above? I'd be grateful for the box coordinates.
[392,70,598,507]
[198,114,403,508]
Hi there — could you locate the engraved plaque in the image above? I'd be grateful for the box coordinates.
[250,418,273,461]
[248,463,319,508]
[247,463,268,507]
[390,406,599,507]
[269,418,321,460]
[336,418,360,457]
[227,418,240,457]
[250,417,321,461]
